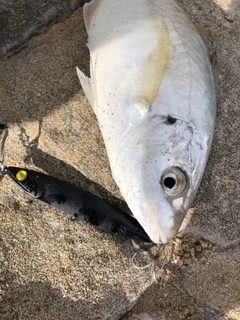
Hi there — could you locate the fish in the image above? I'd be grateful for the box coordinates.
[77,0,216,244]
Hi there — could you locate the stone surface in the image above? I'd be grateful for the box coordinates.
[0,0,239,319]
[121,235,240,320]
[0,0,86,58]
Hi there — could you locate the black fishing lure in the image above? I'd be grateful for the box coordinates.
[0,124,150,242]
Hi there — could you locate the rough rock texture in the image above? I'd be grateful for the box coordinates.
[0,0,86,58]
[0,0,239,319]
[121,236,240,320]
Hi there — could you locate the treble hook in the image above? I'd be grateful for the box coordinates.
[0,124,8,175]
[132,244,166,283]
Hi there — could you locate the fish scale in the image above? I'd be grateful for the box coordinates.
[77,0,216,243]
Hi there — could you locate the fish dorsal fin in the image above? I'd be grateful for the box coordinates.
[76,67,95,110]
[83,0,100,33]
[195,24,209,44]
[209,52,218,90]
[132,21,169,106]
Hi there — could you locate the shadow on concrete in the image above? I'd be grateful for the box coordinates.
[0,269,132,320]
[0,0,86,58]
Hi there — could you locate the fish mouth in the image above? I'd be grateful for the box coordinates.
[141,209,185,244]
[123,191,185,244]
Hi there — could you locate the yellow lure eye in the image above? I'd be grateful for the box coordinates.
[16,170,28,181]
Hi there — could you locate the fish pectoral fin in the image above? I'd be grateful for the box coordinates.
[76,66,95,110]
[132,21,169,105]
[83,0,100,33]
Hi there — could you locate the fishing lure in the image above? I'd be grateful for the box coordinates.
[0,124,150,242]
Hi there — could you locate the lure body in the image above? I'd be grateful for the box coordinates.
[77,0,216,243]
[6,167,150,242]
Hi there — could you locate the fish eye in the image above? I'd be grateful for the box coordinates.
[166,115,177,124]
[161,167,187,197]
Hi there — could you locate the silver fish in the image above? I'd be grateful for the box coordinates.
[77,0,216,244]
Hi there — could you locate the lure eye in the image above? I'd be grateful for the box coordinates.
[161,167,187,197]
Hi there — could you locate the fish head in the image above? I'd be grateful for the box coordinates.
[115,115,206,244]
